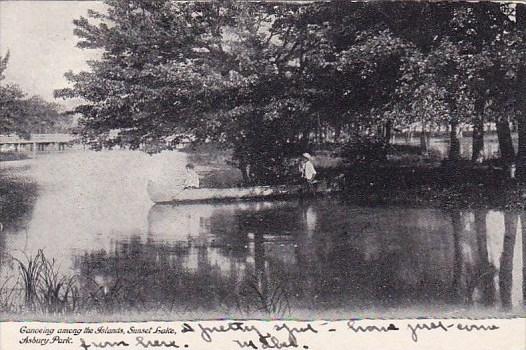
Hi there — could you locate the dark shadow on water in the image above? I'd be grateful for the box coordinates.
[68,199,524,314]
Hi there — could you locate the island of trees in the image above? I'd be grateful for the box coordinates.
[55,1,526,186]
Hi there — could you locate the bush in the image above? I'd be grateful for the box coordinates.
[340,135,393,163]
[0,151,30,162]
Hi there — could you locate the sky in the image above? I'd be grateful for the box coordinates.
[0,1,105,105]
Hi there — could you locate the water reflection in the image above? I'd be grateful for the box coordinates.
[1,151,524,315]
[474,210,496,306]
[71,200,524,313]
[500,212,518,309]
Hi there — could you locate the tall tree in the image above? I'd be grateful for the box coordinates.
[58,0,315,183]
[513,4,526,181]
[23,96,70,133]
[1,52,66,136]
[0,52,29,136]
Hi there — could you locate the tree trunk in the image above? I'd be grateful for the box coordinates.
[449,120,460,161]
[301,127,310,150]
[405,126,413,143]
[518,6,526,305]
[471,99,485,162]
[384,120,392,144]
[419,121,430,155]
[316,115,321,145]
[334,124,341,143]
[515,15,526,180]
[496,119,515,164]
[376,124,383,139]
[516,113,526,181]
[471,118,484,163]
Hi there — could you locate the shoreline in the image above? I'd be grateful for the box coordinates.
[3,152,526,211]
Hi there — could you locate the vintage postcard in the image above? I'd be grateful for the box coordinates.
[0,0,524,349]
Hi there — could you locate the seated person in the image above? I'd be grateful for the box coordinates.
[183,163,200,189]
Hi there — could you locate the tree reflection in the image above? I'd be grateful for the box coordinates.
[499,211,518,309]
[522,213,526,306]
[70,200,524,314]
[74,235,239,312]
[450,210,463,302]
[473,209,496,306]
[253,231,268,302]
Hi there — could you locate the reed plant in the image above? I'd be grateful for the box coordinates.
[13,250,44,310]
[10,250,79,313]
[1,249,292,317]
[0,275,18,312]
[38,254,79,313]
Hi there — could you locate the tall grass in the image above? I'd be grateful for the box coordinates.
[13,251,43,309]
[1,249,292,317]
[9,250,79,313]
[39,254,79,313]
[0,275,18,311]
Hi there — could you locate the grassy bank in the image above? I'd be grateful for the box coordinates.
[183,144,524,209]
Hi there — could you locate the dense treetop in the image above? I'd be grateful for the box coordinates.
[55,1,526,183]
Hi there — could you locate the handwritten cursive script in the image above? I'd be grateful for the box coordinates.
[347,321,399,333]
[407,321,499,342]
[198,322,266,343]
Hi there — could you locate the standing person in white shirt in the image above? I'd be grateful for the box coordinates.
[300,153,317,192]
[183,163,200,189]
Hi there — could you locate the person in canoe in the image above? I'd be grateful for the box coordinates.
[183,163,200,189]
[300,152,317,192]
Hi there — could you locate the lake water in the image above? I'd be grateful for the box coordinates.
[1,150,524,317]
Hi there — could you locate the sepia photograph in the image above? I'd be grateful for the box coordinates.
[0,0,525,324]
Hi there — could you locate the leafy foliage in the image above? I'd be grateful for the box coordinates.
[58,1,526,181]
[1,53,70,136]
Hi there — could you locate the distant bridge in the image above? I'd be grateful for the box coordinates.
[0,134,75,153]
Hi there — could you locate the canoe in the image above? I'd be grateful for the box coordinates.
[147,180,335,204]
